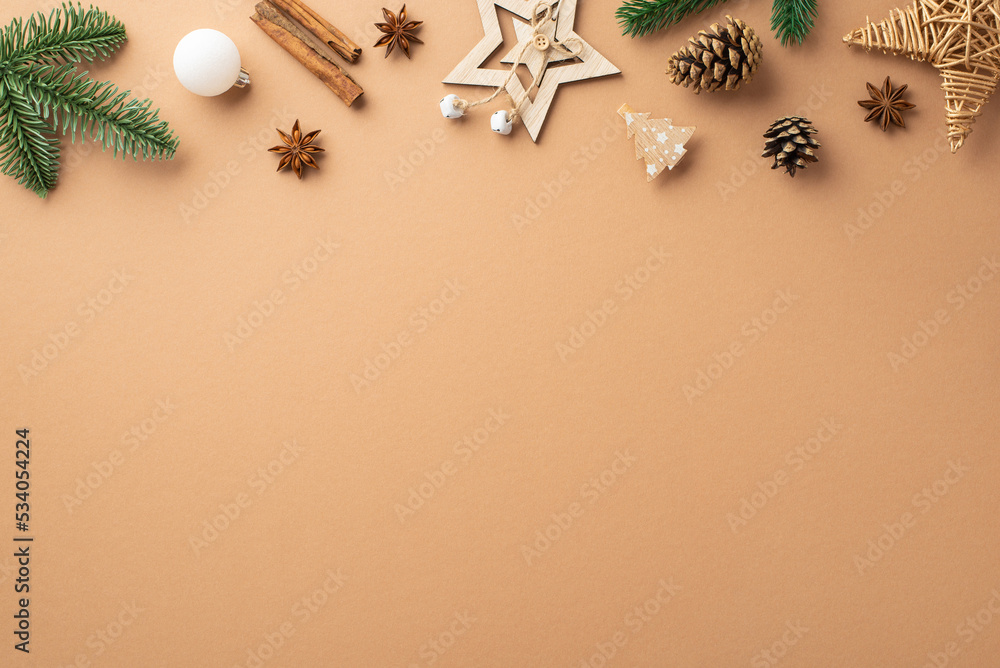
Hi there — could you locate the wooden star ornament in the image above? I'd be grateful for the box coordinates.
[443,0,620,141]
[844,0,1000,152]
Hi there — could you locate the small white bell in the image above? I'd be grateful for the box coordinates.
[440,94,465,119]
[491,110,513,135]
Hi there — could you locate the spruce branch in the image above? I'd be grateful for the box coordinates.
[0,3,177,197]
[616,0,731,38]
[0,75,60,197]
[0,3,126,67]
[770,0,817,46]
[16,63,177,160]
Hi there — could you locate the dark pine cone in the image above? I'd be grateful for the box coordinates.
[762,116,820,177]
[666,16,763,93]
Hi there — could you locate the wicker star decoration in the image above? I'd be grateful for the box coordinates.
[443,0,620,141]
[844,0,1000,152]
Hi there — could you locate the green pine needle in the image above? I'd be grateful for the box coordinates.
[0,76,60,197]
[771,0,817,46]
[0,3,126,66]
[0,3,177,198]
[616,0,731,38]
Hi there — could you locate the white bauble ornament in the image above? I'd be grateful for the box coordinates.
[440,94,465,119]
[490,110,513,135]
[173,29,250,96]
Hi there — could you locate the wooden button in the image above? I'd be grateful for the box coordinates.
[533,34,550,51]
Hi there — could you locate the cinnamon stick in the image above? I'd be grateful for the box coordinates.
[269,0,362,64]
[251,1,363,107]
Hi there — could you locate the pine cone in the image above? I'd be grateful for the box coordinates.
[666,16,763,94]
[762,116,820,177]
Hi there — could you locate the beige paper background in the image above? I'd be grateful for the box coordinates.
[2,0,999,666]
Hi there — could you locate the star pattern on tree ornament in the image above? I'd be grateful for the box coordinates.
[443,0,620,141]
[844,0,1000,152]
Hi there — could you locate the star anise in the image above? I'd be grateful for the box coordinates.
[859,76,916,131]
[268,120,324,179]
[374,5,423,59]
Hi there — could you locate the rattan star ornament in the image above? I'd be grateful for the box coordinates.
[441,0,620,141]
[844,0,1000,152]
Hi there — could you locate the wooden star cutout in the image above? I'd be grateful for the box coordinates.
[844,0,1000,152]
[443,0,620,141]
[500,16,576,81]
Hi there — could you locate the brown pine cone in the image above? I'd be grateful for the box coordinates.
[667,16,763,94]
[762,116,820,177]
